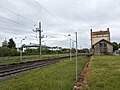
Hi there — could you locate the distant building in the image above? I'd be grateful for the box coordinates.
[49,46,62,51]
[114,48,120,56]
[17,43,49,52]
[90,28,113,55]
[17,43,62,52]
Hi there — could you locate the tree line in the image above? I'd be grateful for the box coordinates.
[0,38,120,57]
[0,38,70,57]
[0,38,19,56]
[112,42,120,52]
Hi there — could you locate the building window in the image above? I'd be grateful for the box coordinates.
[99,43,103,48]
[99,43,107,48]
[103,43,107,47]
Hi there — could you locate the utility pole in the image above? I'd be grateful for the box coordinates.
[75,32,78,82]
[20,40,23,60]
[68,34,72,60]
[38,22,42,59]
[72,41,75,57]
[34,22,42,59]
[39,22,42,58]
[20,37,26,60]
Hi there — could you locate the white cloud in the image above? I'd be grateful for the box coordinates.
[0,0,120,48]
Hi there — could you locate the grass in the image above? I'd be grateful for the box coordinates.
[0,54,68,64]
[82,55,120,90]
[0,56,88,90]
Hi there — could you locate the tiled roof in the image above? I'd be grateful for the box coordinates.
[92,30,109,35]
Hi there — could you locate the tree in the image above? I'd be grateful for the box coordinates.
[2,38,8,47]
[0,38,19,56]
[112,42,119,52]
[8,38,16,48]
[9,48,19,56]
[25,49,38,55]
[0,47,9,56]
[119,43,120,48]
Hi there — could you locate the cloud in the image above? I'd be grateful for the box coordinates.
[0,0,120,48]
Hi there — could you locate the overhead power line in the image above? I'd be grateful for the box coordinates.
[32,0,56,17]
[0,4,37,24]
[0,15,33,29]
[32,0,68,26]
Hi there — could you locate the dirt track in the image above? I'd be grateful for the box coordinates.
[73,57,92,90]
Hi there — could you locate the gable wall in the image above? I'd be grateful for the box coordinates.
[93,41,113,55]
[92,34,110,46]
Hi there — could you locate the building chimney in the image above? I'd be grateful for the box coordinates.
[90,29,92,48]
[107,28,110,41]
[107,28,109,31]
[90,29,92,32]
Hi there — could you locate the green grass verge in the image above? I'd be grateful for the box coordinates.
[0,56,88,90]
[82,56,120,90]
[0,54,68,64]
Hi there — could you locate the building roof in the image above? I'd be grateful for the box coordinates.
[92,30,109,35]
[92,39,113,46]
[24,43,39,47]
[23,43,50,48]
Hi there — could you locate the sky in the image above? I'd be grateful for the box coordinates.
[0,0,120,48]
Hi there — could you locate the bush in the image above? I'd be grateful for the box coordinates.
[25,49,39,55]
[9,48,19,56]
[0,47,9,56]
[0,47,19,57]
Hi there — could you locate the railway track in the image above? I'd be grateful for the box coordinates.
[0,56,70,79]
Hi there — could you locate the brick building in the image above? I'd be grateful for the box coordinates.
[90,28,113,55]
